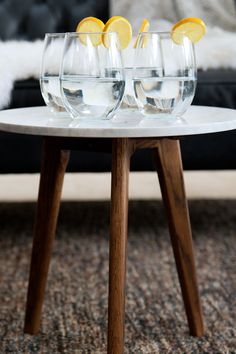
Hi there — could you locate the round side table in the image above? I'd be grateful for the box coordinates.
[0,105,236,354]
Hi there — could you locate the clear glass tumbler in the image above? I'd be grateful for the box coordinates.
[119,43,137,112]
[60,32,125,120]
[40,33,67,116]
[133,32,197,118]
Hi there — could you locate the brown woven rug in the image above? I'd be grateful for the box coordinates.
[0,200,235,353]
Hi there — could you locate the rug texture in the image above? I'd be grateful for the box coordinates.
[0,200,235,353]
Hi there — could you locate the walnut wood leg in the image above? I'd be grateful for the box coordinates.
[24,137,70,334]
[108,138,133,354]
[154,138,204,337]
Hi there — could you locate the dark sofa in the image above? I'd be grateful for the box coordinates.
[1,0,236,173]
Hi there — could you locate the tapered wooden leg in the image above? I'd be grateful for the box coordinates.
[24,137,70,334]
[108,138,132,354]
[154,138,204,337]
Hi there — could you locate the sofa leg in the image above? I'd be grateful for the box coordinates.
[154,138,204,337]
[24,137,70,334]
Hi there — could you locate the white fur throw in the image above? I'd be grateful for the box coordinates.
[1,25,236,109]
[0,40,43,109]
[112,0,236,33]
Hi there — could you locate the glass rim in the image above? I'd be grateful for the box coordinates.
[65,31,118,35]
[138,30,194,37]
[45,32,66,37]
[138,30,193,35]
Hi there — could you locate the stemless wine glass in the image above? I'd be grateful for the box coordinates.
[133,32,197,118]
[40,33,67,117]
[119,42,137,112]
[60,32,125,120]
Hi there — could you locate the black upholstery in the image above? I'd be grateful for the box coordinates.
[0,0,109,40]
[1,0,236,172]
[10,69,236,110]
[183,69,236,170]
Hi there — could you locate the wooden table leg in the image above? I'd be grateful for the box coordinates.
[108,138,133,354]
[24,137,70,334]
[154,138,204,337]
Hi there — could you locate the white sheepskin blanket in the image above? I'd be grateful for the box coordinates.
[1,23,236,109]
[0,40,44,109]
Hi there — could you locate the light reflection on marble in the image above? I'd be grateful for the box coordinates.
[139,114,180,126]
[47,115,72,127]
[0,106,236,138]
[111,110,143,126]
[68,119,110,129]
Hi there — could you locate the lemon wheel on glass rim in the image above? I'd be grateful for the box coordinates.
[102,16,132,49]
[172,17,206,44]
[76,16,105,46]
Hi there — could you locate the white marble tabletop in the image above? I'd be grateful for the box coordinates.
[0,106,236,138]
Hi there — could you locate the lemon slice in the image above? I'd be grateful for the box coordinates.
[76,17,105,46]
[133,19,150,48]
[102,16,132,49]
[172,17,206,44]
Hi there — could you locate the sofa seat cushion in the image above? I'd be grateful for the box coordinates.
[194,69,236,108]
[11,79,44,108]
[10,69,236,109]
